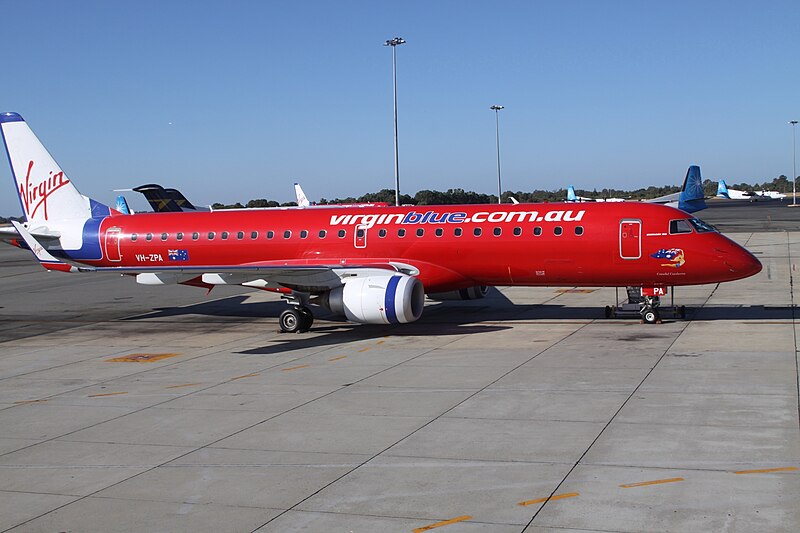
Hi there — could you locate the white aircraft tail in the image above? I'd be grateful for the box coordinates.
[0,112,97,227]
[294,182,310,207]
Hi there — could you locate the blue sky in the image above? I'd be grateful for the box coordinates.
[2,1,799,214]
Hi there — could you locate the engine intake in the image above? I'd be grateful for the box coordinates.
[322,275,425,324]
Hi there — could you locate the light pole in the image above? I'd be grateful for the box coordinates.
[791,120,798,206]
[385,37,405,206]
[490,105,504,204]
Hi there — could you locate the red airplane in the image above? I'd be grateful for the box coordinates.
[0,112,762,331]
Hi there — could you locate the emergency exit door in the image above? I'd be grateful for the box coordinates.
[104,227,122,262]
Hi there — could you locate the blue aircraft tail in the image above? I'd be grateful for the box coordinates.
[566,185,578,202]
[716,180,730,199]
[677,165,707,213]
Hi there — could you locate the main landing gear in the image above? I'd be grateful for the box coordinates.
[279,306,314,333]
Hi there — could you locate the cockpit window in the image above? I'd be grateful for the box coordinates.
[669,219,693,234]
[688,218,717,233]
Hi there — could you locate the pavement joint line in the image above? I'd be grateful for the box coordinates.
[412,515,472,532]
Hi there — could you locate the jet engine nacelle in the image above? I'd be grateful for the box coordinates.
[323,275,425,324]
[427,285,489,301]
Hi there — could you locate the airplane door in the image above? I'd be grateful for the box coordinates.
[104,227,122,262]
[354,224,367,249]
[619,219,641,259]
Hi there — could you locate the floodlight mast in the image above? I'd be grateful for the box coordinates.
[791,120,798,207]
[385,37,406,206]
[490,105,504,204]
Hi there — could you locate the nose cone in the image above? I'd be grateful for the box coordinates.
[721,243,762,280]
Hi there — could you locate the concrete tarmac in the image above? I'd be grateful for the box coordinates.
[0,203,798,532]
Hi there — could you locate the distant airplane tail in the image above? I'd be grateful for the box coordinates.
[116,195,132,214]
[677,165,707,213]
[566,185,578,202]
[294,182,310,207]
[717,180,731,199]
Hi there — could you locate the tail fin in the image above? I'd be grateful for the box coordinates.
[115,195,132,214]
[566,185,578,202]
[717,180,730,198]
[294,182,310,207]
[0,112,100,226]
[677,165,707,213]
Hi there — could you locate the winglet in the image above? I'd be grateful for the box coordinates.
[11,221,90,272]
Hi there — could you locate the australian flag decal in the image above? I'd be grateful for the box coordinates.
[651,248,685,268]
[168,249,189,261]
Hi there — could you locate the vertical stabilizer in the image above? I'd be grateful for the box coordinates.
[294,182,310,207]
[566,186,578,202]
[0,113,94,225]
[677,165,707,213]
[717,180,731,198]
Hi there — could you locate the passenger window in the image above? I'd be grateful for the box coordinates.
[398,229,406,237]
[533,226,542,236]
[131,233,138,242]
[473,228,482,237]
[250,231,258,239]
[378,228,387,238]
[338,229,346,238]
[300,230,308,239]
[192,232,199,240]
[266,231,274,239]
[207,231,215,240]
[283,230,291,239]
[357,228,365,238]
[454,227,462,237]
[435,228,443,237]
[221,231,229,240]
[319,230,327,238]
[669,219,693,234]
[176,232,183,241]
[146,233,153,241]
[416,228,424,237]
[513,227,521,236]
[161,232,168,241]
[554,226,563,236]
[237,231,244,239]
[493,227,502,236]
[575,226,584,236]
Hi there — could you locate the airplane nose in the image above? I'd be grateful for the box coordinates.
[719,244,762,279]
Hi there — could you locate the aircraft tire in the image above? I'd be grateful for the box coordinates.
[298,307,314,332]
[279,308,302,333]
[642,309,660,324]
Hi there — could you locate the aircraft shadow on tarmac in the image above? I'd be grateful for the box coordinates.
[122,293,794,355]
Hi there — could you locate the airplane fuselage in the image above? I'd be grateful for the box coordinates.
[69,201,761,292]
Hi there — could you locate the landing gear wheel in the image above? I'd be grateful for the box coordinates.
[298,306,314,332]
[604,305,614,318]
[279,308,302,333]
[642,308,660,324]
[678,305,686,319]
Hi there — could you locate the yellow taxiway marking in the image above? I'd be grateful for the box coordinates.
[231,373,260,380]
[328,356,347,362]
[14,399,48,404]
[357,347,371,353]
[735,467,798,475]
[165,383,202,389]
[88,391,128,398]
[412,515,472,532]
[518,492,579,506]
[107,353,180,363]
[620,477,684,488]
[282,364,310,372]
[376,340,385,345]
